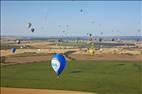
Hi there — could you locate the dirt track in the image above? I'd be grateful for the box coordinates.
[1,87,95,94]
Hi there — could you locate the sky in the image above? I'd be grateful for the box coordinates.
[1,1,142,37]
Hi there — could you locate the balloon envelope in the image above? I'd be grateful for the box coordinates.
[80,9,83,12]
[16,40,20,44]
[31,28,35,32]
[51,53,67,76]
[99,38,102,42]
[112,38,115,41]
[11,48,16,53]
[28,22,32,28]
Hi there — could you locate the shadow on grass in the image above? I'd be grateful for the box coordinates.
[69,70,82,74]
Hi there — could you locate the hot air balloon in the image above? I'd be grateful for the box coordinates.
[51,53,67,76]
[66,24,69,28]
[28,22,32,28]
[16,40,21,44]
[58,25,61,27]
[89,33,92,37]
[99,38,102,42]
[80,9,83,12]
[11,48,16,53]
[137,29,141,42]
[137,29,141,33]
[91,21,95,24]
[112,38,115,41]
[62,30,65,33]
[31,28,35,32]
[88,48,95,55]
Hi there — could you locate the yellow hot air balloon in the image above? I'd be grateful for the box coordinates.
[88,47,95,55]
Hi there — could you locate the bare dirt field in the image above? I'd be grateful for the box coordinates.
[1,87,95,94]
[1,46,142,64]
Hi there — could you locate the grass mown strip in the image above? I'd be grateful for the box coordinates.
[1,60,142,94]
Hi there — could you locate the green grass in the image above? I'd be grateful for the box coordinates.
[1,60,142,94]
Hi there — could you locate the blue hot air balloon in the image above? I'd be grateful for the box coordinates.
[51,53,67,76]
[11,48,16,53]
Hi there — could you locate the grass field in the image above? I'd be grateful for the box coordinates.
[1,60,142,94]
